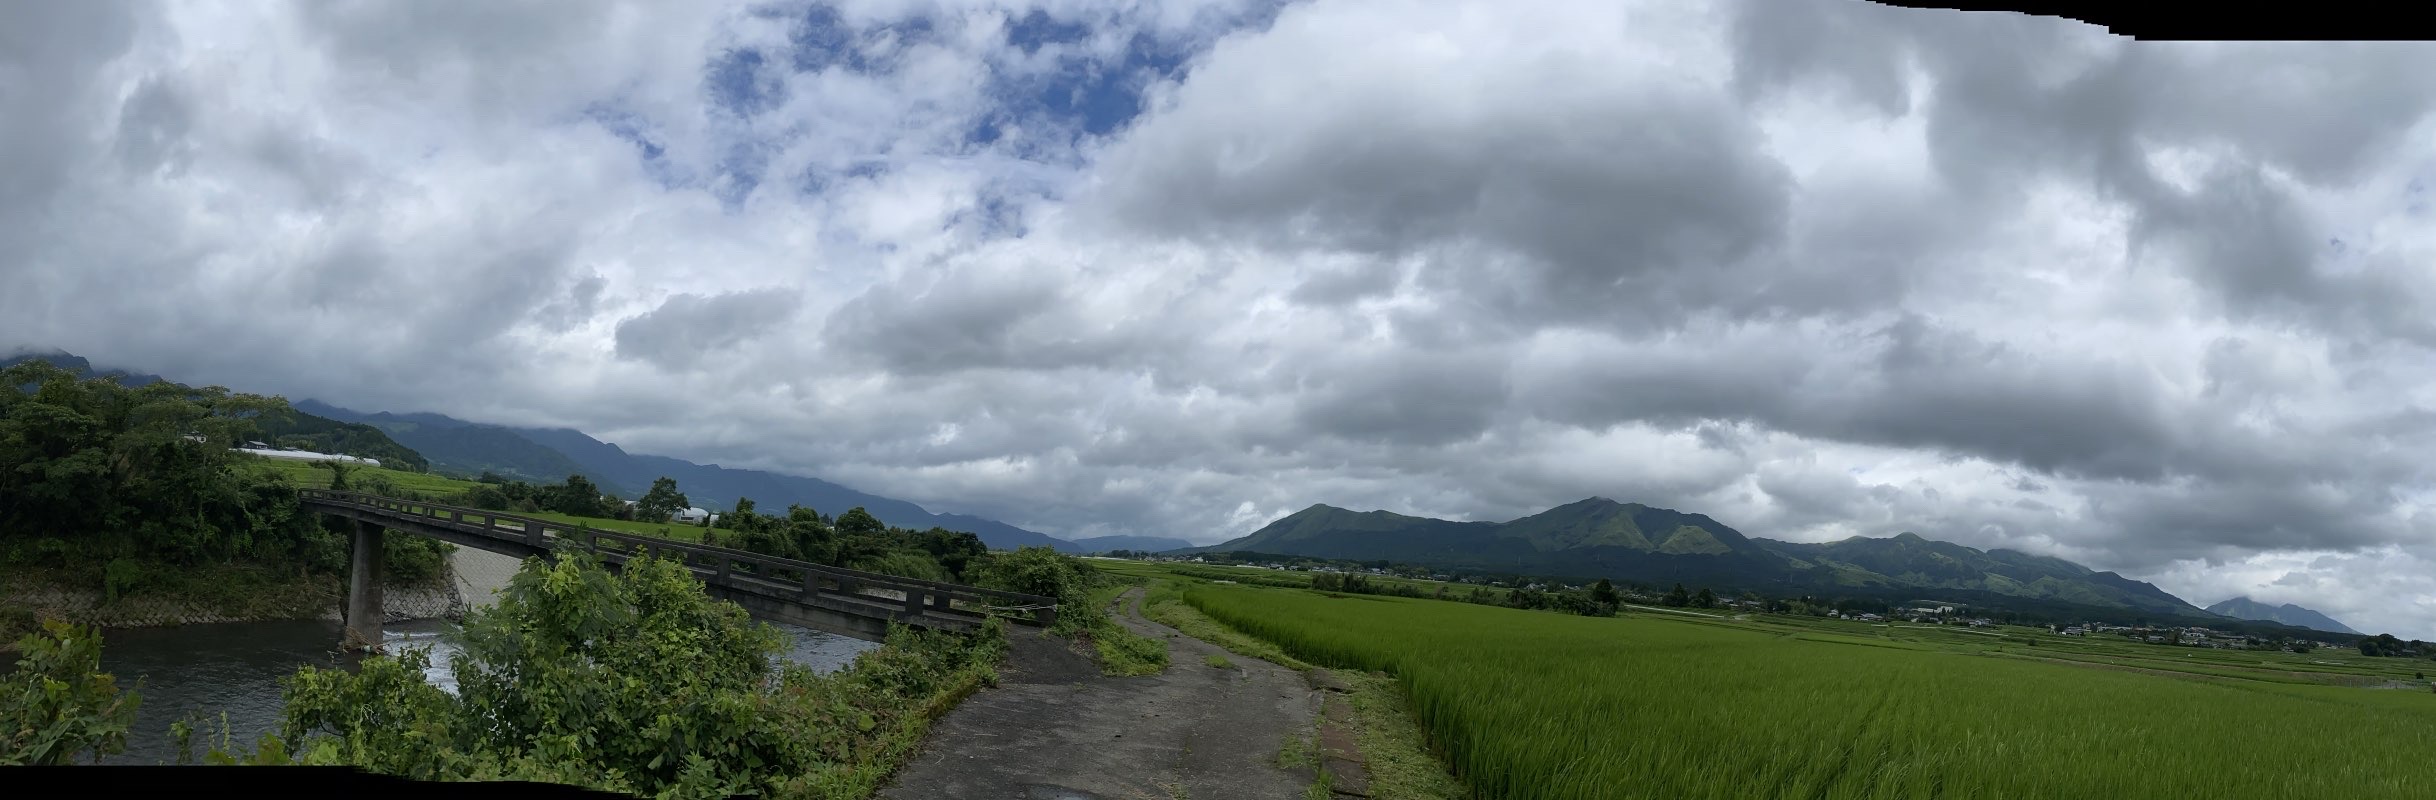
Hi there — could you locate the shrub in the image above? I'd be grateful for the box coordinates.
[1,621,141,765]
[220,553,1004,796]
[969,547,1097,632]
[853,551,952,583]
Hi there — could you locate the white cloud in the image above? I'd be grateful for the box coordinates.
[7,0,2436,636]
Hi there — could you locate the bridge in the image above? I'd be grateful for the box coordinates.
[298,489,1057,650]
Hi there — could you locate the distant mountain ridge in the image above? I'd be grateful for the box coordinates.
[294,400,621,494]
[4,350,168,387]
[1202,498,2211,617]
[2205,596,2359,635]
[303,401,1080,553]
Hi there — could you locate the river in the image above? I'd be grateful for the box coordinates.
[96,618,879,765]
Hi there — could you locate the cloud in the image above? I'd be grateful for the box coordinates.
[6,0,2436,637]
[615,288,802,370]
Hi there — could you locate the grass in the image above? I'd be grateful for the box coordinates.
[241,457,483,495]
[1174,579,2436,800]
[1205,654,1233,669]
[1139,578,1312,670]
[1078,581,1168,677]
[1337,670,1469,800]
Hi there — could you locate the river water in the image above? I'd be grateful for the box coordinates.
[96,618,879,765]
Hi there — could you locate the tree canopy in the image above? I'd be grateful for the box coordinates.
[637,476,689,522]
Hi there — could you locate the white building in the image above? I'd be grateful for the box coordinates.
[233,447,381,468]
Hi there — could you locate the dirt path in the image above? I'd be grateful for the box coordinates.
[881,588,1322,800]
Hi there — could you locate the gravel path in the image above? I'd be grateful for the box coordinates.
[881,588,1321,800]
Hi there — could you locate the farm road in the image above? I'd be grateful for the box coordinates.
[881,588,1322,800]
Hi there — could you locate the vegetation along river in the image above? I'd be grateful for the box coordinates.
[95,618,879,765]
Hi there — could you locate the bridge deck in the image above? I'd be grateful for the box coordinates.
[300,490,1056,638]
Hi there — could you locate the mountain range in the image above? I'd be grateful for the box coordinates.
[2204,596,2359,635]
[4,350,2370,632]
[295,400,1084,553]
[1199,498,2217,619]
[5,350,1084,553]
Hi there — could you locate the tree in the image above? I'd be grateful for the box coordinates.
[1588,578,1620,607]
[0,361,336,572]
[542,474,610,518]
[835,507,885,537]
[1664,583,1691,608]
[315,460,355,491]
[1694,588,1717,609]
[636,476,688,522]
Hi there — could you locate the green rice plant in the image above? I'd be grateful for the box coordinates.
[1184,583,2436,800]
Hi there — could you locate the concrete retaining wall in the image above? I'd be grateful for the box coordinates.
[2,569,469,629]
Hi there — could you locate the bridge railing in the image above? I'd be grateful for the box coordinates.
[299,489,1057,628]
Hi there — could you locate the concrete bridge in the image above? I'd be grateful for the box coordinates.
[299,489,1057,650]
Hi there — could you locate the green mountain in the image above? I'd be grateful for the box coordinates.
[2204,596,2359,635]
[1201,498,2210,616]
[294,400,625,496]
[6,351,426,470]
[250,407,430,472]
[1762,534,2199,616]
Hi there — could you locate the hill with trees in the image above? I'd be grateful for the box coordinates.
[1196,497,2218,618]
[0,360,452,620]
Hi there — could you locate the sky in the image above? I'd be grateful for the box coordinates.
[5,0,2436,637]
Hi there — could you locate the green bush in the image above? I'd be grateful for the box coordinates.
[853,551,951,583]
[970,547,1097,633]
[379,535,453,587]
[214,553,1004,797]
[1,620,142,765]
[972,548,1167,675]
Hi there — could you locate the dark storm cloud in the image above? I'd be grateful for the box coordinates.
[614,288,801,370]
[0,2,137,254]
[1290,347,1511,447]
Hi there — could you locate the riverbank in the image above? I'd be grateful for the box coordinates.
[0,560,469,649]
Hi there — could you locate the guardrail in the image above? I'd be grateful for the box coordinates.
[298,489,1056,628]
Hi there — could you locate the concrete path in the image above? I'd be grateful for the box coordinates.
[882,588,1322,800]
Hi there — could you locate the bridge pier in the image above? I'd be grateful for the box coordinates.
[343,519,385,652]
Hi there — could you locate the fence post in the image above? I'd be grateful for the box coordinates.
[903,588,927,616]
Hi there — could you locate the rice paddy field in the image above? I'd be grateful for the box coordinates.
[1102,561,2436,799]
